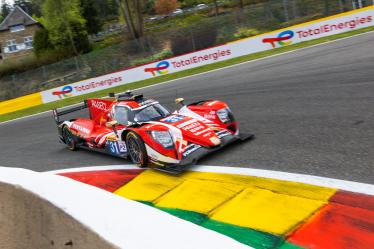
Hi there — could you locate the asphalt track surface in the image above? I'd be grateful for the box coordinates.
[1,32,373,184]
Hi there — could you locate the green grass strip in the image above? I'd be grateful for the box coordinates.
[276,242,304,249]
[137,201,155,206]
[1,26,373,123]
[158,207,208,224]
[136,202,306,249]
[203,219,283,249]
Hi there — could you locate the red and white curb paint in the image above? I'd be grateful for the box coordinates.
[0,166,251,249]
[1,165,373,249]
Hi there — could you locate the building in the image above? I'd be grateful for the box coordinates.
[0,6,42,61]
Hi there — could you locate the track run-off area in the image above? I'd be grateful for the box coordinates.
[0,31,373,184]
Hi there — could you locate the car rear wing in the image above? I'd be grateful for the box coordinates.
[52,100,88,124]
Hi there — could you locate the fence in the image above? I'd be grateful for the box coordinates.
[0,0,372,101]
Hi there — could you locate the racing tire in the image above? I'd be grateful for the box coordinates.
[126,131,148,168]
[62,126,78,151]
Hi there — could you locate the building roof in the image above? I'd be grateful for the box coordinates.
[0,5,38,31]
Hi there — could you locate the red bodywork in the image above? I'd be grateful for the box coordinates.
[56,95,242,172]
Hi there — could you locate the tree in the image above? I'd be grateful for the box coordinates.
[80,0,102,34]
[154,0,179,15]
[12,0,43,16]
[41,0,90,54]
[30,0,44,17]
[144,0,156,15]
[324,0,330,16]
[282,0,289,22]
[94,0,119,21]
[180,0,198,7]
[212,0,218,16]
[33,28,52,56]
[0,2,11,22]
[14,0,31,13]
[239,0,244,9]
[117,0,144,40]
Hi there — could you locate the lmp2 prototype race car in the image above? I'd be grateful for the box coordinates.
[53,91,253,173]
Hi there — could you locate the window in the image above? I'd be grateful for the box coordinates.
[6,40,17,52]
[114,106,132,125]
[10,25,25,32]
[24,36,33,48]
[134,104,170,122]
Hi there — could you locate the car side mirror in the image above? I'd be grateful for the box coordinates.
[175,98,185,106]
[106,120,118,128]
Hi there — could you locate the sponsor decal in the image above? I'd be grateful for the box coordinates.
[99,115,107,125]
[144,61,170,76]
[295,16,372,38]
[74,77,123,92]
[204,111,217,120]
[162,115,185,123]
[263,16,372,48]
[91,100,108,111]
[52,86,73,99]
[144,50,233,76]
[180,121,204,133]
[107,140,127,155]
[171,49,232,69]
[71,124,90,134]
[262,30,294,48]
[183,144,202,157]
[50,77,123,99]
[176,119,212,135]
[176,119,197,129]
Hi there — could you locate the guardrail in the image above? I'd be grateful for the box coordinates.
[1,6,373,115]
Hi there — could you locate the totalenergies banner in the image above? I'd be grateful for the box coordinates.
[41,6,374,104]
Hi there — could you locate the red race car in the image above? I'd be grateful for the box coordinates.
[53,91,253,173]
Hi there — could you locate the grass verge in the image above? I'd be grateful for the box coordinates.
[1,26,373,123]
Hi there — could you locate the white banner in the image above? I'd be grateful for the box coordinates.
[41,6,374,103]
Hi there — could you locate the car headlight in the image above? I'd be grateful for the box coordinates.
[216,108,231,123]
[151,131,174,149]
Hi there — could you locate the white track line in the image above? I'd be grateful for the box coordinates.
[45,165,374,196]
[1,29,373,126]
[45,165,141,174]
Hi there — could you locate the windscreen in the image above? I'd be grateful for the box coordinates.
[134,104,170,122]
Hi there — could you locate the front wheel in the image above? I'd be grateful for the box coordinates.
[126,131,148,167]
[62,126,78,151]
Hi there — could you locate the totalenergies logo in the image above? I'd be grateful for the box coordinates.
[262,30,294,48]
[144,61,170,76]
[52,86,73,99]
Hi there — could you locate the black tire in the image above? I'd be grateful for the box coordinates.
[62,126,78,151]
[126,131,148,167]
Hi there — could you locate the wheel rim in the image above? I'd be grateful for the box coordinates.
[128,137,142,164]
[63,128,74,148]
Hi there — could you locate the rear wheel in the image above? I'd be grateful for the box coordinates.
[62,126,78,151]
[126,131,148,167]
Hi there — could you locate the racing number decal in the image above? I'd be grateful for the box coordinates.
[107,141,127,155]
